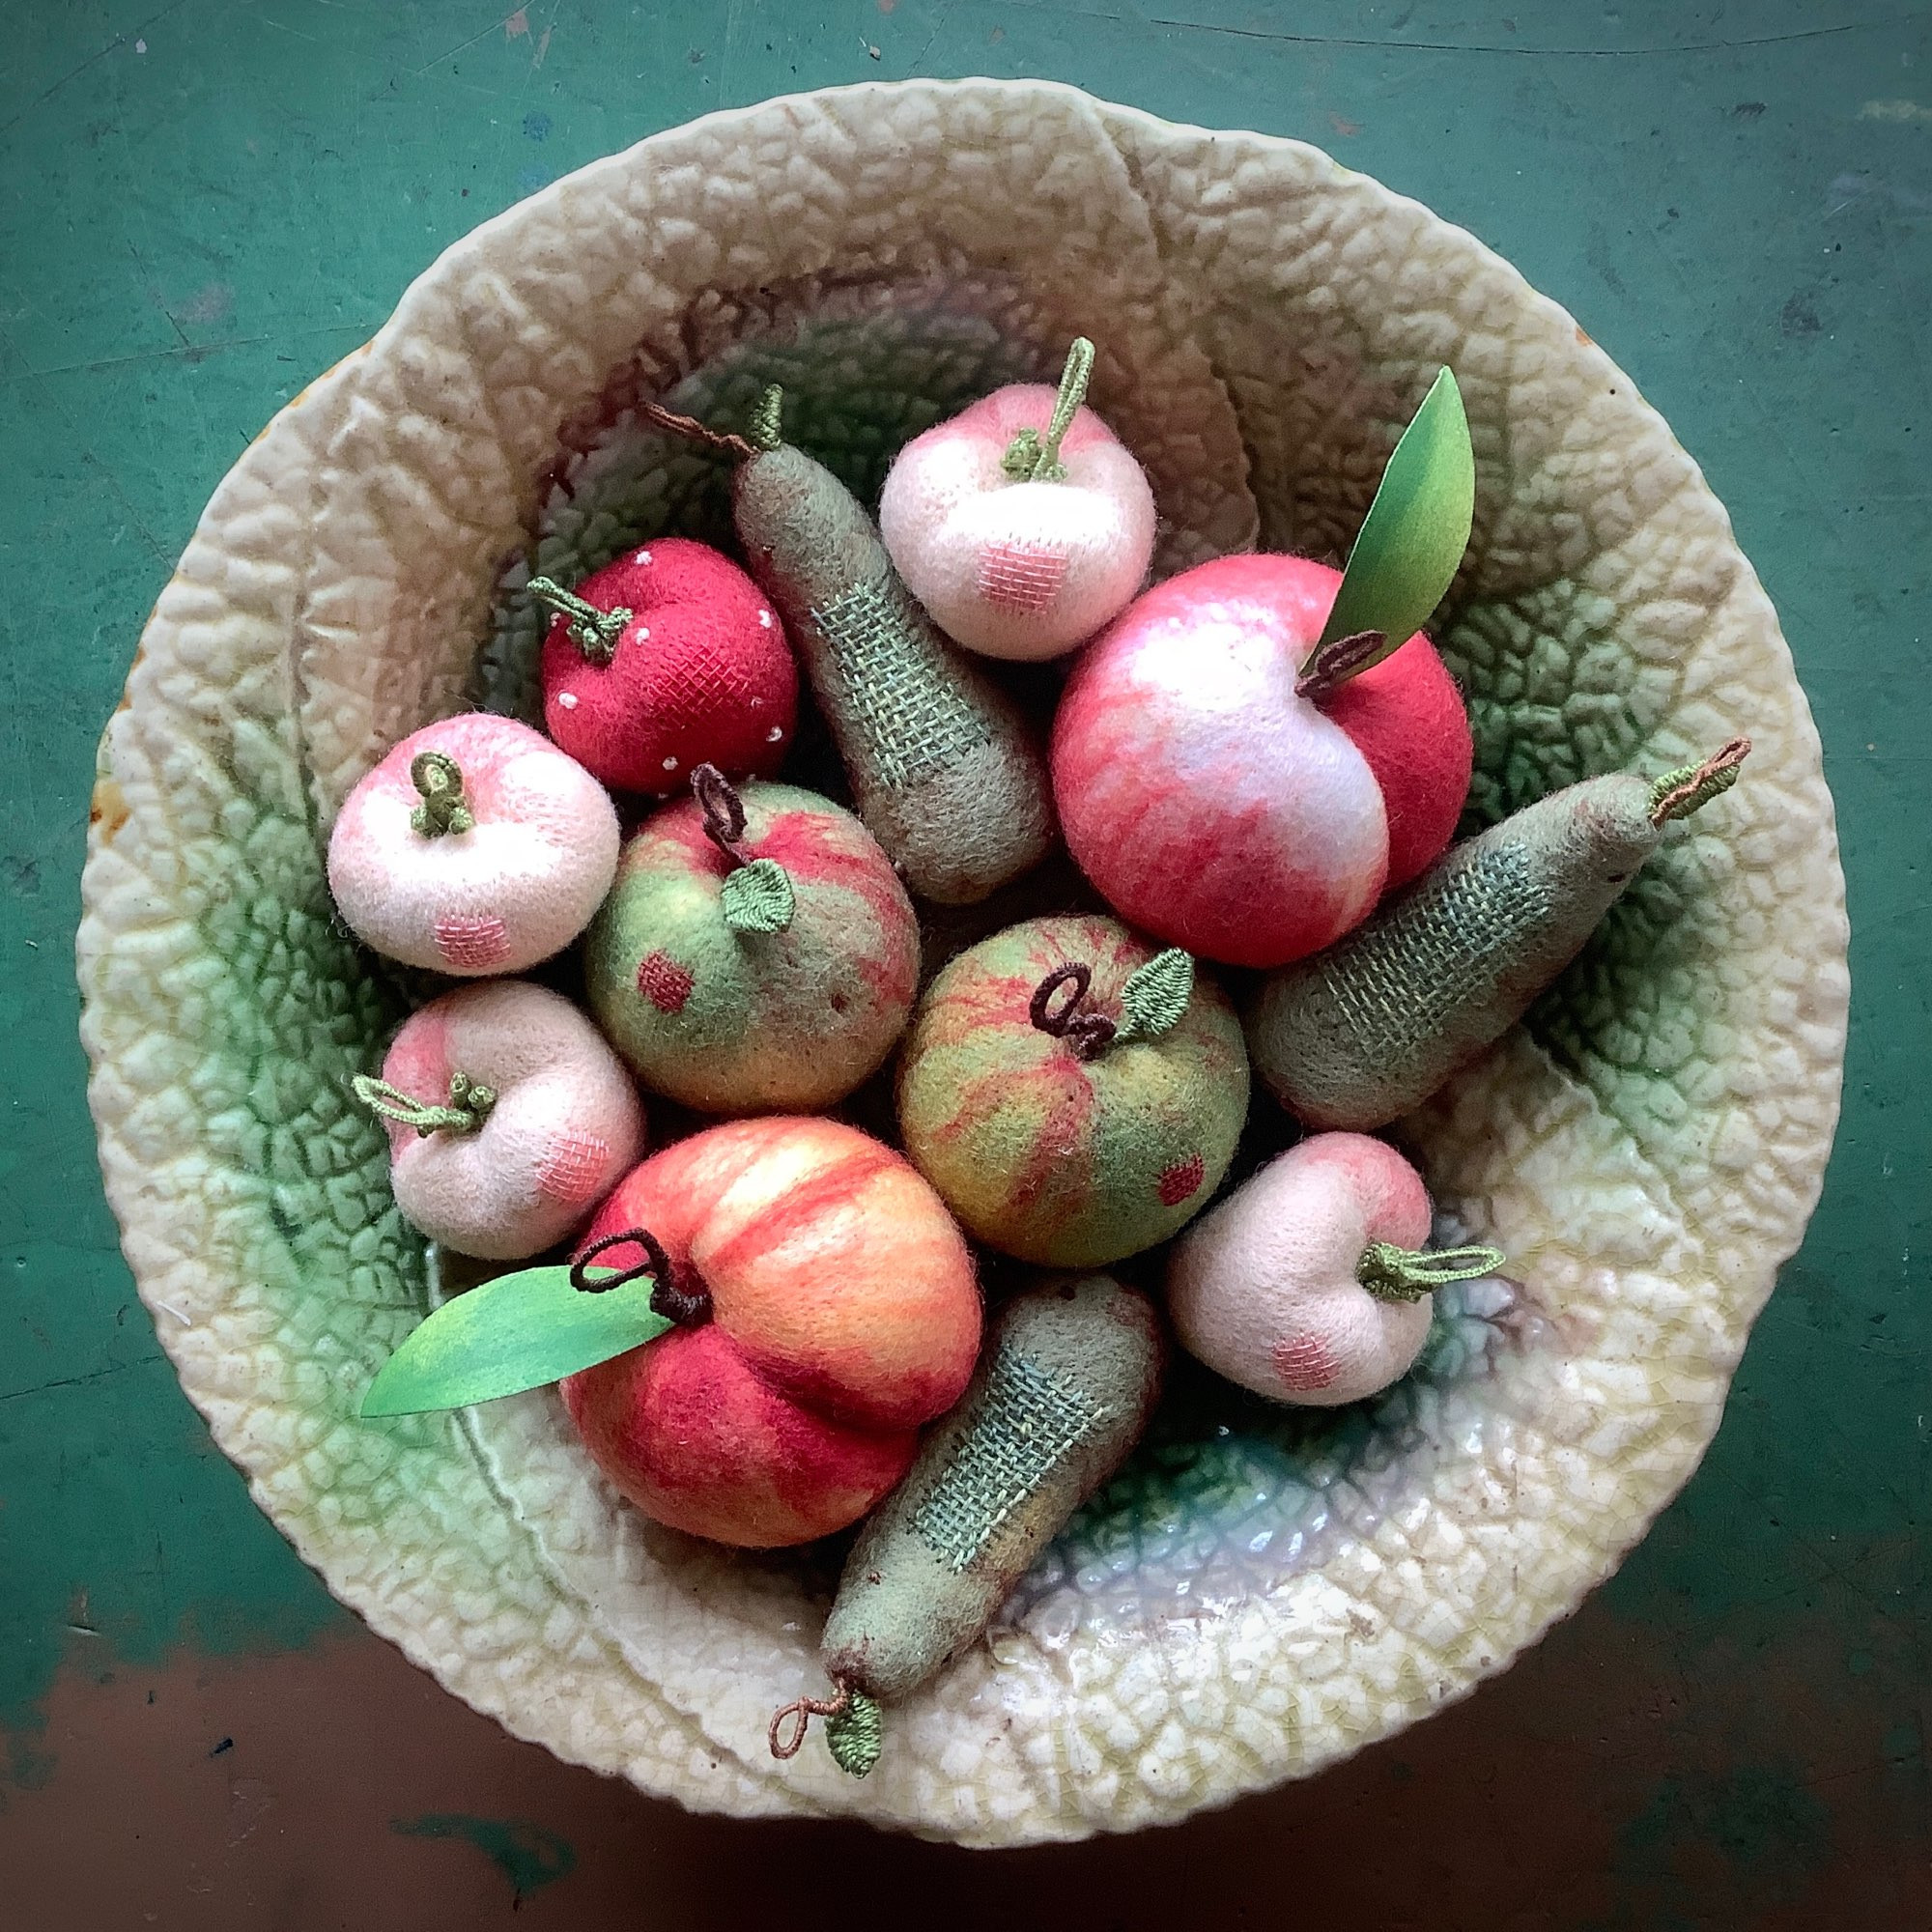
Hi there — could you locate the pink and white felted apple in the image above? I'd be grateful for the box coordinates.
[1164,1132,1502,1407]
[530,536,798,795]
[327,714,619,976]
[356,980,646,1261]
[1051,553,1473,969]
[878,339,1156,662]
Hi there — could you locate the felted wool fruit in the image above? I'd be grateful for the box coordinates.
[1166,1133,1502,1406]
[531,536,798,795]
[641,389,1055,904]
[878,339,1157,662]
[1051,552,1474,968]
[560,1118,982,1548]
[813,1275,1163,1721]
[582,768,919,1114]
[356,980,645,1261]
[896,913,1249,1266]
[1249,740,1751,1131]
[327,714,619,975]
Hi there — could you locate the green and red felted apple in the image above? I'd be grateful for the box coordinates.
[896,914,1250,1267]
[582,769,920,1114]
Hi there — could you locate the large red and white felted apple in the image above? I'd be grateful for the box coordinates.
[1050,553,1473,969]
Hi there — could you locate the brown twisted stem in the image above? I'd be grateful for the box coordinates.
[769,1679,854,1760]
[570,1227,710,1326]
[1029,963,1118,1061]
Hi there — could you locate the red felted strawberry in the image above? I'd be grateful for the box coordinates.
[532,537,799,796]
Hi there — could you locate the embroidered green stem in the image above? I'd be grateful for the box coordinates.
[409,752,475,837]
[352,1069,497,1137]
[1356,1240,1508,1304]
[747,384,785,453]
[1002,336,1095,483]
[768,1678,882,1776]
[1294,629,1392,701]
[1648,737,1751,825]
[691,764,795,933]
[527,576,631,666]
[639,398,760,465]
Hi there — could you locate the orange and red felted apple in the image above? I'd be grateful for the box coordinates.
[562,1118,981,1548]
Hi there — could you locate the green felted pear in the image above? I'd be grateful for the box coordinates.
[584,771,920,1113]
[896,913,1249,1265]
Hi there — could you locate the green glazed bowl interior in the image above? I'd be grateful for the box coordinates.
[77,79,1848,1846]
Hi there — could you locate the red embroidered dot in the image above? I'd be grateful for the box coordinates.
[976,540,1068,613]
[637,951,695,1013]
[433,914,510,969]
[1272,1332,1339,1393]
[1157,1152,1206,1207]
[536,1133,611,1208]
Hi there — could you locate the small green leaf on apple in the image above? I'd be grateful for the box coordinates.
[1313,366,1475,676]
[360,1259,672,1418]
[1115,948,1194,1042]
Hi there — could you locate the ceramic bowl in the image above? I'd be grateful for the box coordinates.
[77,79,1848,1845]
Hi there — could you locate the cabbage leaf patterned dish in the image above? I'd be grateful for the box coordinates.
[76,80,1848,1845]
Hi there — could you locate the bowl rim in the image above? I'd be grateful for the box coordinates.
[76,74,1850,1845]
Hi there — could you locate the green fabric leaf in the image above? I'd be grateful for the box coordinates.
[1318,366,1475,665]
[360,1265,672,1418]
[825,1690,884,1776]
[721,858,796,934]
[1116,948,1194,1042]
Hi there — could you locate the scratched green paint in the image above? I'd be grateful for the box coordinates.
[0,0,1925,1917]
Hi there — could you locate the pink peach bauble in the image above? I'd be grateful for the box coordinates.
[327,714,619,975]
[1051,554,1474,968]
[880,383,1156,661]
[374,980,645,1261]
[1165,1132,1435,1407]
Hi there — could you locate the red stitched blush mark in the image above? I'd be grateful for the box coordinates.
[637,951,695,1012]
[1272,1332,1338,1393]
[537,1133,611,1208]
[977,540,1068,613]
[433,914,510,969]
[1157,1152,1206,1207]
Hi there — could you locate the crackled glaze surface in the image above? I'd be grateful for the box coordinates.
[76,80,1847,1845]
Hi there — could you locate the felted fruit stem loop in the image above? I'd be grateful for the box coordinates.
[768,1679,851,1759]
[1648,737,1751,825]
[1029,962,1118,1060]
[1002,336,1095,483]
[691,765,797,934]
[692,762,751,866]
[1356,1240,1508,1304]
[638,398,760,465]
[526,576,631,666]
[408,752,475,837]
[351,1069,497,1137]
[569,1226,712,1325]
[1294,628,1393,701]
[769,1677,883,1775]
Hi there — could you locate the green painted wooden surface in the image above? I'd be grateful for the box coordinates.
[1,3,1924,1924]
